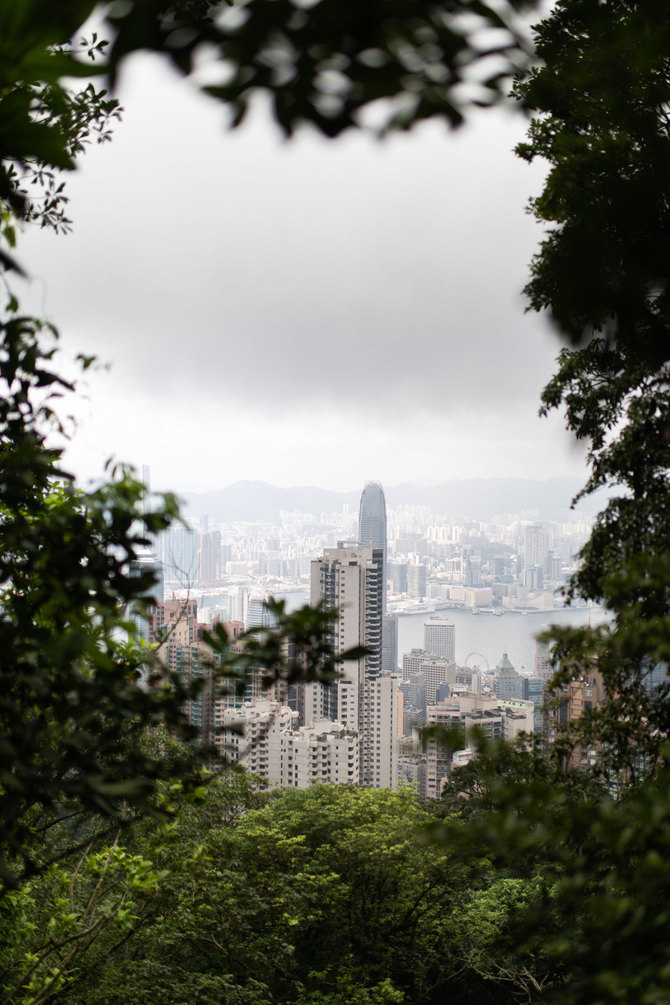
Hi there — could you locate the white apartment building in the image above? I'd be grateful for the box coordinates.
[310,543,398,789]
[222,700,359,788]
[362,674,398,789]
[424,692,534,799]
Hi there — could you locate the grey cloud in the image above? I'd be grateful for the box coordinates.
[19,55,560,447]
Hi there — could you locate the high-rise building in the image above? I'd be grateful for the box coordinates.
[534,639,554,680]
[310,543,397,788]
[128,549,164,647]
[358,481,388,611]
[199,530,222,582]
[424,618,456,663]
[494,651,522,700]
[245,593,278,630]
[399,672,427,733]
[381,613,398,673]
[128,465,164,649]
[402,649,456,704]
[521,675,545,732]
[158,524,199,588]
[389,561,408,595]
[524,524,547,572]
[150,599,199,670]
[407,563,427,598]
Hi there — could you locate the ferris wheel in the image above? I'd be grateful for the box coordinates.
[464,652,489,671]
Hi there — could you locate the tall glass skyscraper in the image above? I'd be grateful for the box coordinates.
[358,481,387,612]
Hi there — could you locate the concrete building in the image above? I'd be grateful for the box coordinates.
[220,699,359,787]
[407,563,427,598]
[450,665,482,693]
[363,674,398,789]
[425,692,534,798]
[150,599,199,671]
[402,649,456,704]
[544,667,607,770]
[397,754,426,795]
[310,543,398,788]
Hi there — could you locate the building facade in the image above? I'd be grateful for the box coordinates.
[310,543,398,788]
[424,618,456,662]
[221,699,360,788]
[425,692,534,798]
[358,481,388,610]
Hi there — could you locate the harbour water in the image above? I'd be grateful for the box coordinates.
[397,606,609,674]
[267,591,608,676]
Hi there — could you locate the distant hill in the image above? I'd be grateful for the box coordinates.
[181,477,607,523]
[181,481,358,523]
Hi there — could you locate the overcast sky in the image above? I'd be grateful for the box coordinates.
[18,53,588,497]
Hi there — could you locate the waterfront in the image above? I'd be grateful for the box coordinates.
[245,590,608,676]
[397,605,609,674]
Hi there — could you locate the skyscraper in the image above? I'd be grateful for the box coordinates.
[358,481,388,611]
[359,480,396,688]
[523,524,547,571]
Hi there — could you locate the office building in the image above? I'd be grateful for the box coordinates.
[157,524,199,588]
[424,618,456,663]
[402,649,456,704]
[494,652,522,700]
[389,561,408,595]
[407,563,427,598]
[128,548,164,649]
[359,480,388,610]
[199,530,222,583]
[399,672,427,733]
[246,593,278,630]
[534,639,554,680]
[521,674,545,732]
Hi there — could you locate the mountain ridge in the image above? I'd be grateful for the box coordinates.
[181,477,604,523]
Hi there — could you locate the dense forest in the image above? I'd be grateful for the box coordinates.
[2,1,670,1002]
